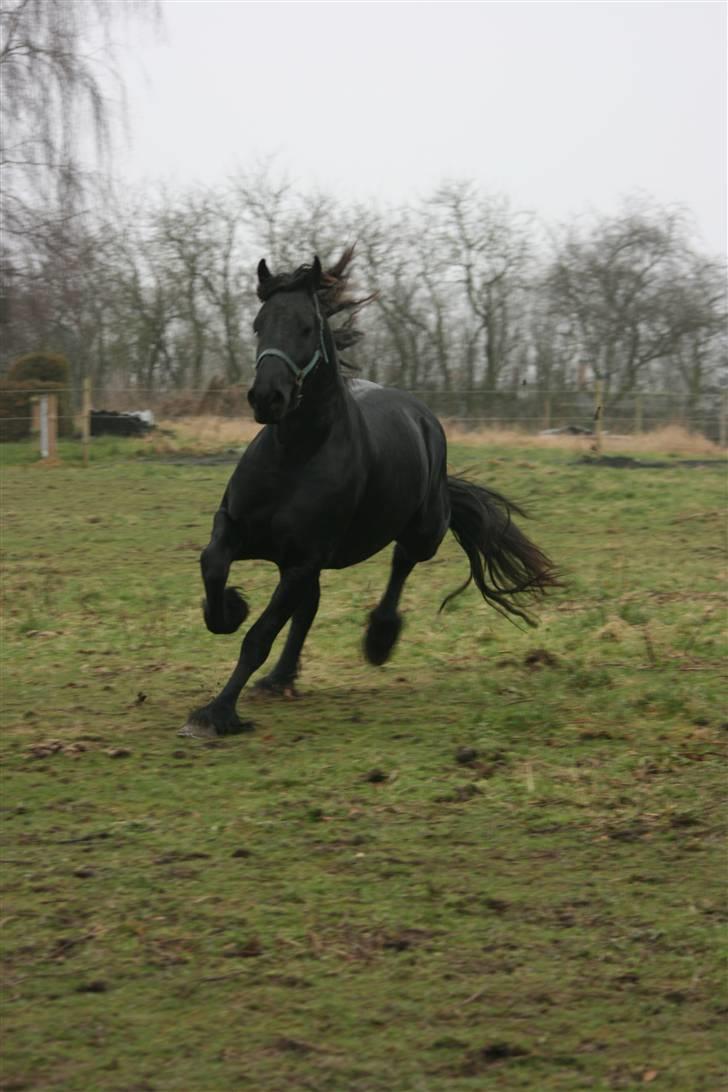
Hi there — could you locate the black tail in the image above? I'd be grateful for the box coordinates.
[444,475,559,626]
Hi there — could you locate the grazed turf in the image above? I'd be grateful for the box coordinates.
[1,440,726,1091]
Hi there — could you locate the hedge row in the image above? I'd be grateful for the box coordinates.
[0,353,73,441]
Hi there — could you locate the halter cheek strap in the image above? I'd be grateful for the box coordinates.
[255,294,329,385]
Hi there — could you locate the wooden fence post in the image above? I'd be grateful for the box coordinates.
[38,394,58,462]
[82,377,92,466]
[634,393,643,435]
[720,390,727,449]
[593,380,604,454]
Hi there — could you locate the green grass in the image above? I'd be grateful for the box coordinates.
[1,441,726,1091]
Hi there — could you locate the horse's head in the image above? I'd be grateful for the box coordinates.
[248,256,326,424]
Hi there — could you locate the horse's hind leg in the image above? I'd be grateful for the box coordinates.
[200,508,248,635]
[254,580,320,696]
[364,543,415,665]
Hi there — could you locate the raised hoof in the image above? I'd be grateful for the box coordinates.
[253,676,300,700]
[179,704,254,740]
[364,610,403,666]
[202,587,249,635]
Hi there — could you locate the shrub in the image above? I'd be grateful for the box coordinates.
[2,353,73,439]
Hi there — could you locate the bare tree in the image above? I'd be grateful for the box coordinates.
[199,193,249,385]
[355,210,429,388]
[669,258,727,407]
[430,181,534,391]
[545,200,724,401]
[230,166,294,269]
[1,0,159,237]
[0,0,161,384]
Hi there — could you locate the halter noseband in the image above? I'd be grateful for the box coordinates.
[255,293,329,386]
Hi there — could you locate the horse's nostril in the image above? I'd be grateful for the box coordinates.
[247,388,257,408]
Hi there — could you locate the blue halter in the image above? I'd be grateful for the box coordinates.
[255,294,329,386]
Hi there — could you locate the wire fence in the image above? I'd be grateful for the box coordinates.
[2,383,727,449]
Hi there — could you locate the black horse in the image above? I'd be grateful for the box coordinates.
[181,250,557,737]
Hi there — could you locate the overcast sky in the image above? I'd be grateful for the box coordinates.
[118,1,727,255]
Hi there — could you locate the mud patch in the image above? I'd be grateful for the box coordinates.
[142,451,241,466]
[577,455,725,470]
[457,1041,530,1075]
[524,648,560,670]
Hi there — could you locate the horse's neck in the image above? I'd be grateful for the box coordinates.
[277,337,352,450]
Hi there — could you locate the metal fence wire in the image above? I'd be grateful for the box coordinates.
[1,385,726,445]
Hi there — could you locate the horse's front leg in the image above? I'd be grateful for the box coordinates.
[200,508,249,634]
[181,566,321,738]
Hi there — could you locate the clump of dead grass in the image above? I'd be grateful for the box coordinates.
[138,415,722,459]
[604,425,722,456]
[443,421,723,457]
[143,415,262,454]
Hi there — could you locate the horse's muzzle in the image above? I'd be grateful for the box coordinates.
[248,385,287,424]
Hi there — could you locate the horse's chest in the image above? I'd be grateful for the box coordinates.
[230,474,358,565]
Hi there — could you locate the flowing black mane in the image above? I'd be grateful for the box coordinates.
[257,246,375,354]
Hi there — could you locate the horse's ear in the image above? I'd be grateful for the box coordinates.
[309,256,322,292]
[257,259,272,285]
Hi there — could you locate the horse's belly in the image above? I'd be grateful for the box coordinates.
[328,481,442,568]
[328,528,397,569]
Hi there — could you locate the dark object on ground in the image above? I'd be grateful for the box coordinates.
[541,425,593,436]
[90,410,154,438]
[524,648,560,669]
[363,768,388,783]
[182,248,559,739]
[578,454,724,470]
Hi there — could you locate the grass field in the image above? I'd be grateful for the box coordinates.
[1,430,726,1091]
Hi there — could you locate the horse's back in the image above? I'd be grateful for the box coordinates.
[352,382,446,473]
